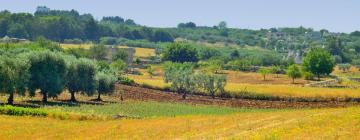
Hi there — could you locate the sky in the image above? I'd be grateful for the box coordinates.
[1,0,359,33]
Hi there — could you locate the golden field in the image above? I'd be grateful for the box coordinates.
[1,107,359,139]
[60,43,92,49]
[118,46,155,57]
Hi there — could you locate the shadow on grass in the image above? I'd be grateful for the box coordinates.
[25,100,81,107]
[25,99,117,107]
[0,103,41,108]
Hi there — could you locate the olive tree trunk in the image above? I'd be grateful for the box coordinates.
[97,92,102,101]
[70,91,77,102]
[42,91,48,103]
[7,93,14,105]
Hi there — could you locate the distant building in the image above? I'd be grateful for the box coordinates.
[36,6,50,13]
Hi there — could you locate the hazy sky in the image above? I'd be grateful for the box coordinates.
[1,0,359,33]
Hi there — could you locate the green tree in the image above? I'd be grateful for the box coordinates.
[96,60,110,72]
[112,49,128,62]
[151,30,174,42]
[28,51,67,102]
[84,18,99,40]
[287,64,302,83]
[218,21,227,29]
[303,48,335,80]
[110,60,127,77]
[89,44,107,60]
[230,50,240,59]
[195,73,227,98]
[95,72,116,101]
[206,59,223,74]
[0,55,29,104]
[7,23,29,38]
[163,62,195,99]
[147,66,155,78]
[271,65,282,78]
[162,42,198,63]
[258,68,270,81]
[66,58,97,102]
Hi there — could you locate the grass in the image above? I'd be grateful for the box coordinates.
[45,101,273,118]
[0,105,47,117]
[129,75,360,101]
[0,106,359,139]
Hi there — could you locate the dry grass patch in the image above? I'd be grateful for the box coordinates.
[60,44,92,49]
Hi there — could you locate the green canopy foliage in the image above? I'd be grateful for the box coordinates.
[162,42,198,63]
[0,55,30,104]
[303,48,335,80]
[28,51,67,102]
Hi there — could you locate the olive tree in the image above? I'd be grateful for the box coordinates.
[146,66,155,78]
[95,72,116,101]
[258,68,271,81]
[163,62,195,99]
[66,58,97,102]
[195,73,227,98]
[271,65,282,78]
[110,60,127,78]
[28,51,67,102]
[287,64,302,84]
[0,55,29,105]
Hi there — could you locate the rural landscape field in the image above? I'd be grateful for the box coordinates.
[1,1,360,140]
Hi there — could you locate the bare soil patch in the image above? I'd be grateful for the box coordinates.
[117,85,359,109]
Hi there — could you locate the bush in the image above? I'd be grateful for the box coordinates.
[118,76,135,85]
[100,37,117,45]
[302,71,315,80]
[0,105,47,117]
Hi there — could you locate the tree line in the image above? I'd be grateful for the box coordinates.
[0,45,119,104]
[0,9,174,43]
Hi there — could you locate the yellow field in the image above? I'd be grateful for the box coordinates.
[1,107,359,139]
[60,44,155,58]
[118,46,155,57]
[60,44,92,49]
[128,75,360,100]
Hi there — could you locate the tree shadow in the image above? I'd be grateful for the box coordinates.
[25,100,81,107]
[0,103,41,108]
[57,99,108,105]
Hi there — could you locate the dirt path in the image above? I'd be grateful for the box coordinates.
[116,85,359,109]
